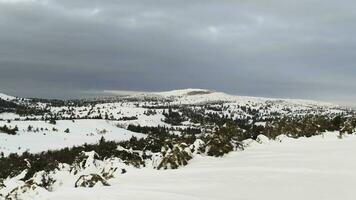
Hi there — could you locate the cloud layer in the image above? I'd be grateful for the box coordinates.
[0,0,355,105]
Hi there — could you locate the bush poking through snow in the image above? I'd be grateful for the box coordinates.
[101,167,119,180]
[205,122,244,157]
[48,118,56,125]
[5,179,46,200]
[0,138,146,181]
[0,125,18,135]
[189,139,205,155]
[157,143,192,170]
[71,151,100,175]
[37,172,56,192]
[341,117,356,135]
[0,178,4,189]
[74,174,110,188]
[205,134,233,157]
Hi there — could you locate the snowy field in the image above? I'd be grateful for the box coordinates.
[0,119,145,156]
[39,133,356,200]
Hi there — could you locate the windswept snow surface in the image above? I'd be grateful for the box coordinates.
[41,133,356,200]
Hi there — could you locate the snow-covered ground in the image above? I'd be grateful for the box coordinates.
[37,132,356,200]
[0,89,347,125]
[1,89,355,199]
[0,119,145,156]
[0,93,16,101]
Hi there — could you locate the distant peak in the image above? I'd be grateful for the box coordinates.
[155,88,214,97]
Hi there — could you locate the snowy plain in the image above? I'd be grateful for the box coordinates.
[36,132,356,200]
[0,119,145,156]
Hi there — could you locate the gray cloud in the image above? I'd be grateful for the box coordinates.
[0,0,355,106]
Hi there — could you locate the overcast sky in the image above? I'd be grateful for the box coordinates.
[0,0,355,106]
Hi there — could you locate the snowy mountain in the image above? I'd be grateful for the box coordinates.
[105,88,336,107]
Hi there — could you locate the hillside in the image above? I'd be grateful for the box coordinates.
[0,89,355,199]
[0,89,354,153]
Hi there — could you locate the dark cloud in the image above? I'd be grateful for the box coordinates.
[0,0,355,106]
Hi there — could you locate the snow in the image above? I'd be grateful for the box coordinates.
[0,89,354,199]
[157,89,336,107]
[154,88,213,97]
[0,119,145,156]
[19,132,356,200]
[0,93,16,101]
[254,121,266,127]
[104,88,213,98]
[0,113,20,120]
[256,134,270,144]
[101,89,338,108]
[40,89,345,132]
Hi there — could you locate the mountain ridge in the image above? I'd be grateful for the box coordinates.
[0,88,344,109]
